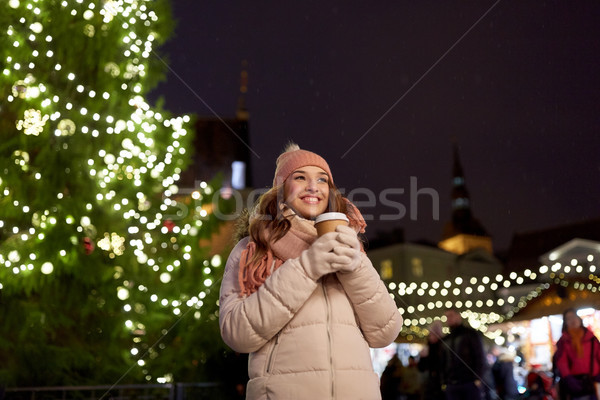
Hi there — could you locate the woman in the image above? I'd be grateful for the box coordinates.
[219,143,403,399]
[554,308,600,400]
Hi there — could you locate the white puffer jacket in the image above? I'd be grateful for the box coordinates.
[219,237,403,399]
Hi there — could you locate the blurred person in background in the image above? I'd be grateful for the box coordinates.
[381,353,404,400]
[400,355,423,400]
[441,308,488,400]
[554,308,600,400]
[418,320,446,400]
[491,345,519,400]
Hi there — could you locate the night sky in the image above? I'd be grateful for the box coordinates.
[149,1,600,253]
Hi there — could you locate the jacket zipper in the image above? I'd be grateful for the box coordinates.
[266,333,280,374]
[322,280,334,399]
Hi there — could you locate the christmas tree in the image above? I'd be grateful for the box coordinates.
[0,0,232,386]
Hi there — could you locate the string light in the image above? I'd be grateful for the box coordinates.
[386,253,600,340]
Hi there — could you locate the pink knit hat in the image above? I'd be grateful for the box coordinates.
[272,143,333,187]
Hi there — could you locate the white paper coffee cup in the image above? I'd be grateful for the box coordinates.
[314,212,349,236]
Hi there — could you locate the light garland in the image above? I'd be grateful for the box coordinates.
[388,256,600,340]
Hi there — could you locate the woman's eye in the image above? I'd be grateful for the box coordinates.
[294,175,305,180]
[318,177,328,183]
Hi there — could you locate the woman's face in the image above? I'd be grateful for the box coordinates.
[283,166,330,219]
[565,310,582,330]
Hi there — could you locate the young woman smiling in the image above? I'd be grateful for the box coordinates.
[219,143,403,399]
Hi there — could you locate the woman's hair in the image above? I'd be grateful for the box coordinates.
[233,180,349,266]
[561,308,583,332]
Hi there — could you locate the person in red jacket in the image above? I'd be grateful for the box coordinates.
[554,308,600,399]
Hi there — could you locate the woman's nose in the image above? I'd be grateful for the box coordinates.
[306,179,318,192]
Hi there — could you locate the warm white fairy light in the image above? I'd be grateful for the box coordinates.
[40,262,53,274]
[389,253,600,339]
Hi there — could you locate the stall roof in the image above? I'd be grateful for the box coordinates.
[509,283,600,322]
[506,218,600,272]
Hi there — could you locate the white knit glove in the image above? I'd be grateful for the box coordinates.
[299,232,345,280]
[331,225,362,273]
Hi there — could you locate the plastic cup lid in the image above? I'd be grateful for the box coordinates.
[315,212,349,224]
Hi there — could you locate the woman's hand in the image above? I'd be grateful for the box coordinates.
[299,232,345,280]
[331,225,362,273]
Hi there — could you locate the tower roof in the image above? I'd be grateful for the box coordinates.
[441,144,489,242]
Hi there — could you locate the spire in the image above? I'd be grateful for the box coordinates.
[451,143,470,212]
[439,143,492,254]
[447,144,485,235]
[236,60,249,121]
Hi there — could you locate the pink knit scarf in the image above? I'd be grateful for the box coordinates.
[238,213,317,296]
[238,200,367,296]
